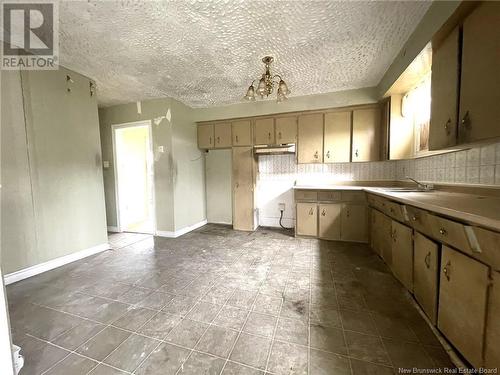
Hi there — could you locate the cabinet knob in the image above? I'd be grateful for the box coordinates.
[217,136,220,143]
[411,215,418,221]
[461,111,470,129]
[444,118,452,135]
[326,150,330,159]
[346,209,350,218]
[235,135,239,143]
[268,132,271,140]
[443,261,451,281]
[309,208,314,215]
[314,151,319,159]
[424,252,431,269]
[355,149,359,158]
[439,228,447,236]
[321,209,326,216]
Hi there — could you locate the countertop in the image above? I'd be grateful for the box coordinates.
[294,183,500,231]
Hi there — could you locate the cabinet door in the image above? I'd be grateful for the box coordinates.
[214,122,232,148]
[341,204,367,242]
[370,209,380,255]
[254,118,275,145]
[275,116,297,144]
[352,108,380,162]
[296,202,317,237]
[459,3,500,143]
[297,113,323,163]
[438,246,489,368]
[197,124,214,149]
[413,232,439,324]
[324,111,351,163]
[232,120,252,146]
[318,203,341,240]
[232,147,254,231]
[391,221,414,292]
[485,271,500,369]
[429,27,459,150]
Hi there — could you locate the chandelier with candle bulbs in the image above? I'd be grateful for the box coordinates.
[243,56,290,103]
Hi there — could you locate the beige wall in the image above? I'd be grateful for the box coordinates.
[1,67,108,274]
[99,98,206,232]
[205,150,232,225]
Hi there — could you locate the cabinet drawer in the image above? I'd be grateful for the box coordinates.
[428,215,473,254]
[367,194,386,211]
[318,191,341,201]
[405,206,432,235]
[295,190,318,201]
[341,191,366,202]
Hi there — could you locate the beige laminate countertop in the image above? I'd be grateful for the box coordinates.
[294,184,500,231]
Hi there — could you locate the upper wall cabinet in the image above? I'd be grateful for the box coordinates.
[275,116,297,144]
[198,124,214,149]
[459,2,500,143]
[232,120,252,146]
[324,111,351,163]
[429,27,460,150]
[297,113,324,163]
[214,122,232,148]
[352,108,381,162]
[254,118,275,145]
[389,95,414,160]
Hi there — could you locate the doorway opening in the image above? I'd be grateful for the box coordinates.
[113,121,155,234]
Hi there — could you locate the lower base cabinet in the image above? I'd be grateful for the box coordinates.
[485,271,500,369]
[413,233,440,324]
[438,246,489,368]
[296,202,317,236]
[341,204,367,242]
[318,203,341,240]
[391,221,414,292]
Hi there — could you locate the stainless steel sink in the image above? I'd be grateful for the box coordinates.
[380,187,434,193]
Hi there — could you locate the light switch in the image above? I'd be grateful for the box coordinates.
[103,161,110,168]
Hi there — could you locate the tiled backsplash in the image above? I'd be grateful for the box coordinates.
[256,142,500,228]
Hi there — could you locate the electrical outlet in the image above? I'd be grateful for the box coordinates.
[278,203,285,211]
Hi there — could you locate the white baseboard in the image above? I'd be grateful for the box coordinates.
[156,219,208,238]
[207,220,232,225]
[107,226,120,233]
[258,217,295,228]
[4,243,111,285]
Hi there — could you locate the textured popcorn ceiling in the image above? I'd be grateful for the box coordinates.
[58,1,431,108]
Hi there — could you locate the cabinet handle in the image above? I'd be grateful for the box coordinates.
[424,252,431,269]
[209,136,212,145]
[346,209,350,218]
[321,209,326,216]
[217,136,220,143]
[461,111,470,129]
[439,228,447,236]
[235,182,239,188]
[355,149,359,158]
[278,131,282,139]
[309,208,314,215]
[235,135,239,143]
[411,215,418,221]
[268,132,271,140]
[314,151,319,159]
[391,229,397,241]
[443,261,451,281]
[326,150,330,159]
[444,118,452,135]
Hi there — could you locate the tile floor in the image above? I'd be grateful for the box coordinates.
[7,224,454,374]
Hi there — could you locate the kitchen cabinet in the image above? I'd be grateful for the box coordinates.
[413,232,439,324]
[391,220,414,292]
[485,271,500,369]
[275,116,297,144]
[324,111,351,163]
[197,124,214,149]
[371,209,392,261]
[297,113,323,163]
[429,27,459,150]
[389,94,414,159]
[352,107,381,162]
[438,246,489,368]
[232,120,252,146]
[341,204,367,242]
[254,118,275,145]
[232,147,255,231]
[296,202,317,237]
[318,203,341,240]
[214,122,232,148]
[459,2,500,143]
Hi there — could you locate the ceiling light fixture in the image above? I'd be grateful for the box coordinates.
[243,56,290,103]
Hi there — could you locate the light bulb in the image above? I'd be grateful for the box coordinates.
[243,85,256,101]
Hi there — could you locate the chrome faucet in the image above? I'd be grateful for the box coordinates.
[405,176,434,191]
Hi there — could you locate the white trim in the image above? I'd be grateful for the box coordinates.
[207,220,232,225]
[3,243,110,285]
[156,220,208,238]
[107,226,120,233]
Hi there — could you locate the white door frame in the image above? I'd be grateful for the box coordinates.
[111,120,156,234]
